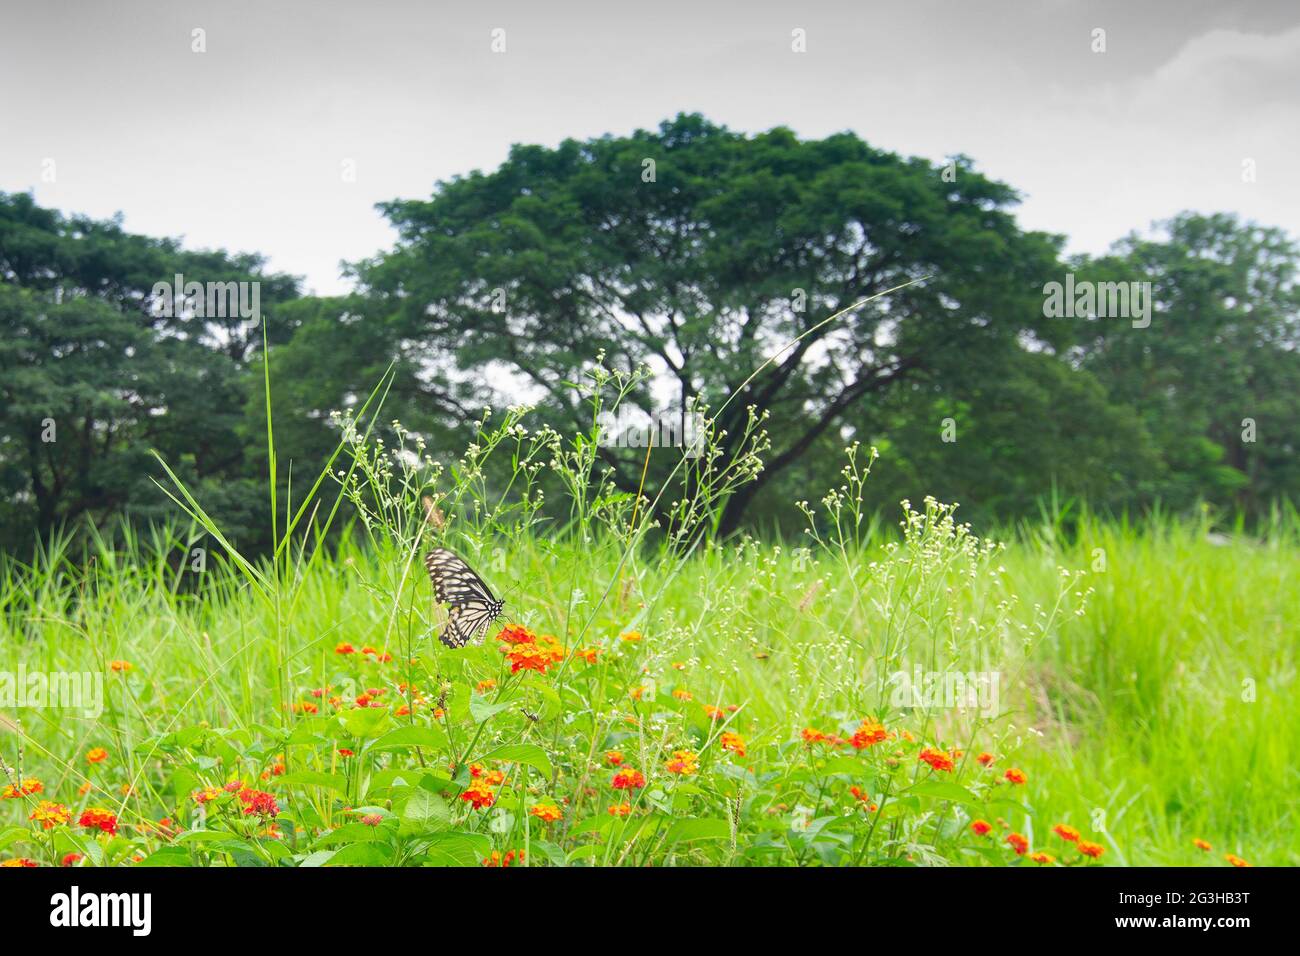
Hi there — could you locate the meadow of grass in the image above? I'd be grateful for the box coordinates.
[1,374,1295,868]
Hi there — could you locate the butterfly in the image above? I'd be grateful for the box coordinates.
[424,548,505,648]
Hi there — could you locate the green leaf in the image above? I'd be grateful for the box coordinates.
[342,706,393,738]
[310,823,388,849]
[421,832,492,866]
[399,789,451,834]
[818,756,867,777]
[469,697,515,724]
[476,743,553,778]
[321,842,393,866]
[667,817,732,842]
[368,725,449,754]
[0,826,30,853]
[531,839,567,867]
[908,780,981,808]
[566,843,605,863]
[138,846,191,866]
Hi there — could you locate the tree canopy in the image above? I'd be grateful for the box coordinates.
[361,115,1067,531]
[1,116,1297,553]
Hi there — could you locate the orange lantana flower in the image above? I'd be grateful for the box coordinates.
[1006,832,1029,855]
[78,807,119,836]
[30,801,70,829]
[1004,768,1027,785]
[665,750,698,775]
[1193,838,1212,852]
[1053,824,1081,843]
[468,764,506,786]
[611,768,646,790]
[720,732,746,757]
[504,634,565,674]
[237,788,280,818]
[847,786,877,812]
[851,719,891,749]
[460,780,496,810]
[605,750,625,766]
[918,747,956,773]
[529,803,562,823]
[1078,841,1106,859]
[971,819,993,836]
[86,747,108,764]
[496,624,537,645]
[2,778,43,799]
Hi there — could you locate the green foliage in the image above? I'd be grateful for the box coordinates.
[1072,212,1300,513]
[3,127,1299,552]
[0,191,300,552]
[363,114,1065,533]
[1,409,1293,867]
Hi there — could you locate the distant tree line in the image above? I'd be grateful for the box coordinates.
[2,115,1297,555]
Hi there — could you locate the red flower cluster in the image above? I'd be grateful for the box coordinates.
[612,768,646,790]
[29,801,70,829]
[851,719,891,749]
[2,778,43,799]
[460,763,508,809]
[720,732,746,757]
[529,803,562,823]
[1053,824,1080,843]
[665,750,699,775]
[78,807,119,836]
[237,788,280,818]
[496,624,536,645]
[496,625,565,674]
[918,747,956,773]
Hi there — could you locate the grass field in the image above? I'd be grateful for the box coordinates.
[1,394,1296,867]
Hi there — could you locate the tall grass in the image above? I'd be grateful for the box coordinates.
[1,358,1295,866]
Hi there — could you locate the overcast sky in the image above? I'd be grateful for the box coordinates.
[2,0,1297,295]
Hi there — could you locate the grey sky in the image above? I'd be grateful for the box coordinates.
[2,0,1297,295]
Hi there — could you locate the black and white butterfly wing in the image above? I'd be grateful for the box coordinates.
[424,548,505,648]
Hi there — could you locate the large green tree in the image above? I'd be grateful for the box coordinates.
[0,192,299,550]
[362,114,1065,533]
